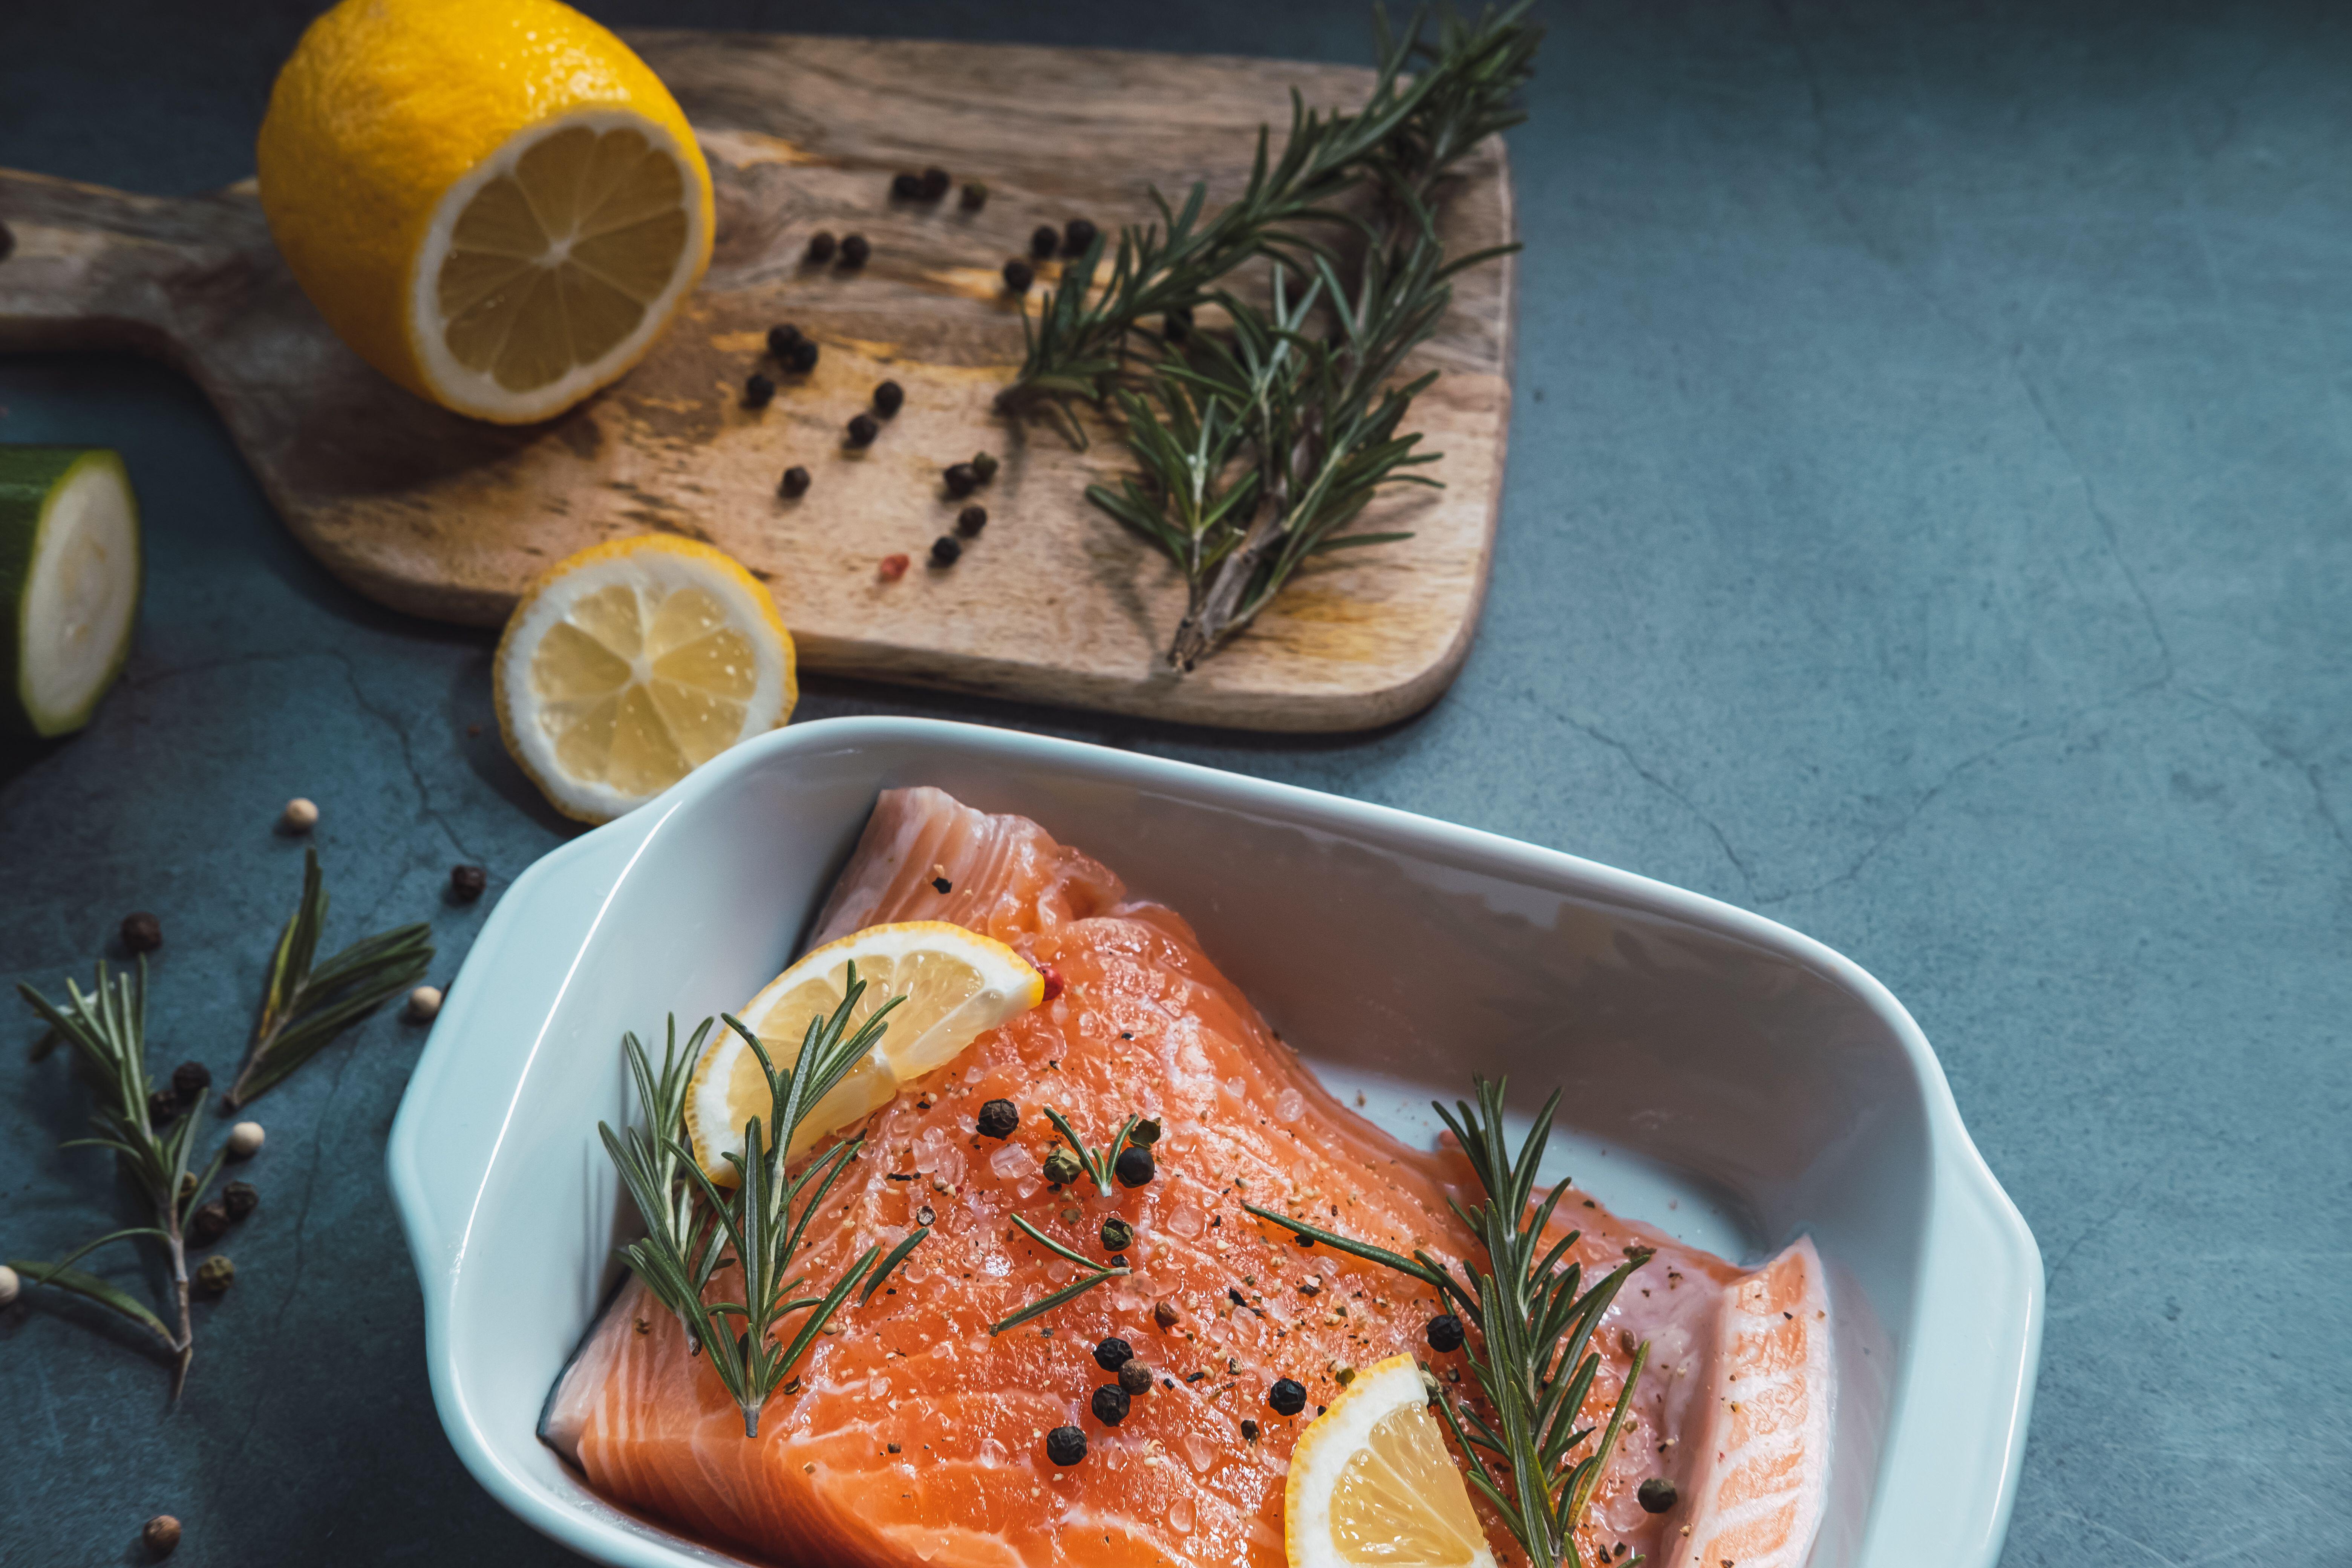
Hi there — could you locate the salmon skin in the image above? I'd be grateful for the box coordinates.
[544,787,1833,1568]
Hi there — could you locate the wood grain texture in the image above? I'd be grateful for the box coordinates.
[0,31,1513,731]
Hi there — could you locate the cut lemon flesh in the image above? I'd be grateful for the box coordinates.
[257,0,714,423]
[1288,1355,1497,1568]
[416,112,704,417]
[684,922,1044,1180]
[494,536,794,823]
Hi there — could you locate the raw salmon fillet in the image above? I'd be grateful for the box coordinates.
[545,787,1833,1568]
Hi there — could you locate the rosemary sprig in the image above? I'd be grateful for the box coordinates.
[225,847,433,1108]
[1070,4,1539,668]
[600,965,926,1438]
[1039,1106,1147,1197]
[1244,1079,1652,1568]
[11,962,230,1397]
[598,1016,719,1352]
[1001,2,1540,435]
[988,1214,1130,1335]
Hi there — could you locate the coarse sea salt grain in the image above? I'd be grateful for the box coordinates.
[1169,1499,1196,1533]
[1165,1203,1204,1239]
[1274,1087,1305,1121]
[990,1143,1038,1181]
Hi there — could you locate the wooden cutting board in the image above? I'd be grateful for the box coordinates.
[0,32,1513,732]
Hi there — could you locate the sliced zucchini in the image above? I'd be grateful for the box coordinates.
[0,446,142,737]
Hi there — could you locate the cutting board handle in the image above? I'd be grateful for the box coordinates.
[0,167,268,363]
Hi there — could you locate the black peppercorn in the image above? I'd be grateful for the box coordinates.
[1090,1384,1131,1426]
[943,463,979,498]
[916,1205,936,1226]
[1062,218,1098,256]
[148,1089,181,1125]
[970,451,999,484]
[960,181,988,211]
[1113,1144,1155,1188]
[779,466,811,499]
[1030,224,1058,259]
[1128,1117,1161,1146]
[222,1181,259,1222]
[976,1098,1019,1139]
[1100,1217,1134,1253]
[839,233,870,267]
[121,911,162,954]
[1041,1144,1082,1184]
[891,172,924,200]
[1002,259,1034,294]
[744,373,776,409]
[1094,1335,1134,1371]
[1164,306,1193,344]
[450,864,488,901]
[956,505,987,537]
[1637,1478,1678,1514]
[1267,1378,1308,1416]
[919,167,951,202]
[1117,1358,1154,1396]
[846,413,879,447]
[767,324,804,360]
[188,1200,231,1247]
[1044,1425,1087,1466]
[787,338,819,374]
[172,1061,211,1102]
[1109,1253,1129,1268]
[873,380,904,416]
[1426,1312,1465,1353]
[805,231,837,264]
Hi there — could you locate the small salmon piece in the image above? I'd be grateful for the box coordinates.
[545,789,1832,1568]
[1649,1238,1833,1568]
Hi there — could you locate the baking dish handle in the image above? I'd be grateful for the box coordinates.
[386,807,663,1289]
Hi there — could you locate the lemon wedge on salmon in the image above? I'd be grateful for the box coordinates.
[686,923,1045,1180]
[1288,1354,1498,1568]
[256,0,714,423]
[494,535,795,824]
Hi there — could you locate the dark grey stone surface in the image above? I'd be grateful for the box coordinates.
[3,2,2345,1563]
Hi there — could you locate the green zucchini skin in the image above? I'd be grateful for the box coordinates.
[0,446,142,737]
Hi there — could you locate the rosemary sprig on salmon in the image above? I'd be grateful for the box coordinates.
[988,1215,1130,1335]
[1246,1080,1654,1568]
[600,966,927,1438]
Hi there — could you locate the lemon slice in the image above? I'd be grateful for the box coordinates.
[494,536,795,824]
[684,922,1044,1181]
[1287,1355,1498,1568]
[257,0,714,423]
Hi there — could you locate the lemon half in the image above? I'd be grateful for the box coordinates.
[1287,1354,1498,1568]
[257,0,714,423]
[494,535,795,824]
[684,922,1045,1181]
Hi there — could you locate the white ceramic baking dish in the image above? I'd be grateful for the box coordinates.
[387,716,2041,1568]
